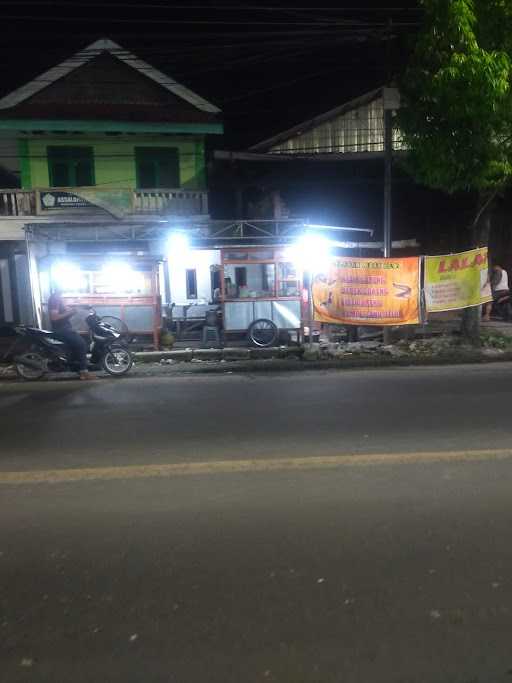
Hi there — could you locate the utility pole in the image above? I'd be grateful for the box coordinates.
[382,16,397,344]
[382,86,400,344]
[383,105,393,260]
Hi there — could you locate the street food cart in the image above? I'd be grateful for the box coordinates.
[220,246,302,346]
[40,256,162,348]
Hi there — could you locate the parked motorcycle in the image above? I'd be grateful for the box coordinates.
[10,307,133,380]
[488,291,512,321]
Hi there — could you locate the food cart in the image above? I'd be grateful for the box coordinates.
[40,256,162,348]
[220,246,302,346]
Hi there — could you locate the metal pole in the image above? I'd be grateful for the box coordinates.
[383,107,393,344]
[383,108,393,258]
[308,270,314,351]
[24,228,39,327]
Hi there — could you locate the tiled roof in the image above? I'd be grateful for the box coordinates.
[0,40,221,125]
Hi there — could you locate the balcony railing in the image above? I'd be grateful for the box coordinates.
[133,189,208,215]
[0,190,37,216]
[0,188,208,218]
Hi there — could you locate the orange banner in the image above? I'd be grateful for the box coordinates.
[312,256,421,326]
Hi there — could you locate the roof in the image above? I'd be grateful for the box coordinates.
[250,88,383,152]
[0,39,221,126]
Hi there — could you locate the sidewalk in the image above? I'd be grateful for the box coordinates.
[2,317,512,381]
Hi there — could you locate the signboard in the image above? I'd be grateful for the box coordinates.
[39,189,133,218]
[424,247,492,312]
[312,256,421,326]
[40,191,91,210]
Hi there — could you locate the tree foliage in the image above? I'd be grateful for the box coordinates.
[398,0,512,195]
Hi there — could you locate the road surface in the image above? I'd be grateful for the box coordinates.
[2,364,512,682]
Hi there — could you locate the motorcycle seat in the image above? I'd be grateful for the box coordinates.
[26,327,56,336]
[27,327,54,335]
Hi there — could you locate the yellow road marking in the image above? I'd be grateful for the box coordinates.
[1,448,512,485]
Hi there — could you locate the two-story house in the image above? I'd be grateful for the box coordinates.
[0,39,222,346]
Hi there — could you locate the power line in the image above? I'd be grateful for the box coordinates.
[4,2,423,11]
[0,32,370,69]
[0,39,386,84]
[224,64,393,104]
[0,37,357,60]
[0,14,419,27]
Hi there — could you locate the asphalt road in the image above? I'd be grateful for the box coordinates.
[1,363,512,471]
[2,365,512,682]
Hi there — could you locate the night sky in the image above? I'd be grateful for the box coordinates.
[0,1,422,148]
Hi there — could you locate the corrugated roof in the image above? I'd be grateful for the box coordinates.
[250,88,382,152]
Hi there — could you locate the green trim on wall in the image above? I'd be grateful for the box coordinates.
[26,137,204,190]
[17,139,32,189]
[194,139,206,189]
[0,119,223,134]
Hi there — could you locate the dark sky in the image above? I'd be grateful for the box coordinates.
[0,1,421,148]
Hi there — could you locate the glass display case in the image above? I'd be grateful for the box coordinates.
[221,247,302,333]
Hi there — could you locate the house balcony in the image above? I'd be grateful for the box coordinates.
[0,188,209,218]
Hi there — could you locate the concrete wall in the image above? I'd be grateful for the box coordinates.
[0,220,26,240]
[23,135,205,190]
[0,258,14,323]
[0,248,34,325]
[169,249,220,304]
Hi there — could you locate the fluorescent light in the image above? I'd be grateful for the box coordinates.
[287,234,332,273]
[167,232,190,259]
[101,261,142,294]
[51,261,86,291]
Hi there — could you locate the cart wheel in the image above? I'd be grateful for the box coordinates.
[247,318,278,347]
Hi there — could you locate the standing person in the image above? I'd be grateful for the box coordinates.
[483,264,509,321]
[48,287,96,380]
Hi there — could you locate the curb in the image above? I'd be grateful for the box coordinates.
[135,346,304,363]
[134,350,512,376]
[3,349,512,382]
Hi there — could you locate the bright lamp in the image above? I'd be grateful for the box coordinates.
[288,234,331,273]
[167,232,190,259]
[51,261,86,291]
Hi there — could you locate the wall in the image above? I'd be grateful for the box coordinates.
[0,220,25,240]
[169,249,220,304]
[23,135,206,190]
[0,258,14,322]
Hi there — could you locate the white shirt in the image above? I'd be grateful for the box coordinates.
[496,269,509,292]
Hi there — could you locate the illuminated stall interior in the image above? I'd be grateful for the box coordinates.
[38,256,161,347]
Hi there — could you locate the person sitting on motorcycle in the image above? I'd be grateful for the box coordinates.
[483,264,509,321]
[48,287,96,380]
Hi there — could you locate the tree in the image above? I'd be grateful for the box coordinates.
[398,0,512,343]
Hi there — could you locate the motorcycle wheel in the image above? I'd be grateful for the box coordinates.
[16,351,47,381]
[102,346,133,376]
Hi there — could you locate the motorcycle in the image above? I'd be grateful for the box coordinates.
[9,307,133,380]
[488,291,512,322]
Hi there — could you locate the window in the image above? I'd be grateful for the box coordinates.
[224,264,276,299]
[211,269,221,299]
[186,269,197,299]
[47,147,94,187]
[235,267,247,287]
[277,261,300,297]
[135,148,180,189]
